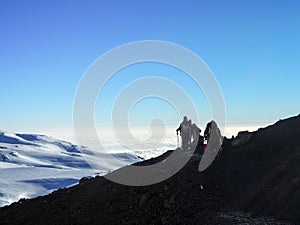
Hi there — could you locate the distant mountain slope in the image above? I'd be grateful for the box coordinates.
[0,131,141,207]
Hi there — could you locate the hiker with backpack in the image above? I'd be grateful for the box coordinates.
[176,116,190,150]
[204,121,212,143]
[191,122,201,144]
[203,120,222,152]
[203,121,212,151]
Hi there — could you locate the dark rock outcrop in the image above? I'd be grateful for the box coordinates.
[231,130,252,146]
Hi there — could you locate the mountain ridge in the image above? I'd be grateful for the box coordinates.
[0,114,299,224]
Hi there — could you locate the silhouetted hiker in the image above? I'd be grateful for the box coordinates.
[204,121,212,143]
[191,122,201,144]
[203,121,213,151]
[188,121,204,155]
[176,116,190,150]
[203,120,222,152]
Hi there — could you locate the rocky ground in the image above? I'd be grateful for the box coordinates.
[0,115,299,225]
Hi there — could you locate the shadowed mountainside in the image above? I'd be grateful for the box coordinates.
[0,115,299,225]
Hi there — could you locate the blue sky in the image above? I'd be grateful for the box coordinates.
[1,0,300,138]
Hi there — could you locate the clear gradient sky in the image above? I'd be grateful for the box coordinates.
[1,0,300,139]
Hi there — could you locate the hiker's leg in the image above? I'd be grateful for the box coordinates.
[182,135,188,150]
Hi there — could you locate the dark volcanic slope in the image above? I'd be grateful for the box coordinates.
[0,115,300,225]
[217,115,300,222]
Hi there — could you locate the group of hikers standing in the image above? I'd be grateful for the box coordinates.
[176,116,212,151]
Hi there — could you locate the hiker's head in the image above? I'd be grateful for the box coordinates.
[183,116,188,122]
[189,119,192,124]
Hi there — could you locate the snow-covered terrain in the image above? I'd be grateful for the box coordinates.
[0,131,141,207]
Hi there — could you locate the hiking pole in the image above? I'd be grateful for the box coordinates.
[177,133,179,148]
